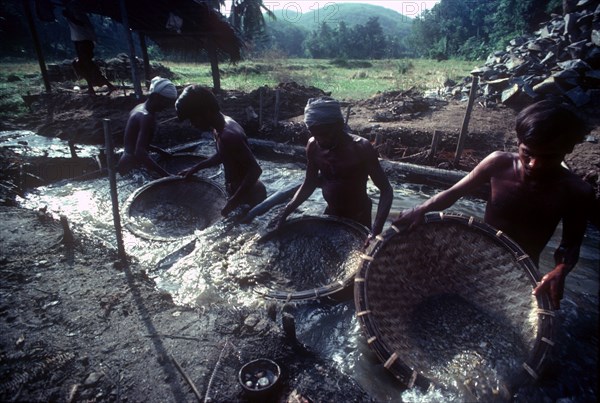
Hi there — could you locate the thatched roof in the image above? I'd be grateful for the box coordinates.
[73,0,243,61]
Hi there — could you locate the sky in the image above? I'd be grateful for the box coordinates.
[221,1,442,19]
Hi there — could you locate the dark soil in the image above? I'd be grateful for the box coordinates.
[0,83,598,402]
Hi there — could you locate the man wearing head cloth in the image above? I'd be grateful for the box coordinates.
[117,76,177,177]
[276,96,393,241]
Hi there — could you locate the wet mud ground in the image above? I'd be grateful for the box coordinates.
[0,206,371,402]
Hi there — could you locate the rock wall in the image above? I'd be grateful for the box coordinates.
[448,0,600,108]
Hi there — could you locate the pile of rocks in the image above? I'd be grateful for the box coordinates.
[448,0,599,107]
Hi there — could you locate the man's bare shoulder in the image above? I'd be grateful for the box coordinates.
[463,151,517,182]
[477,150,516,168]
[484,150,516,162]
[349,133,370,145]
[220,121,247,143]
[348,134,377,154]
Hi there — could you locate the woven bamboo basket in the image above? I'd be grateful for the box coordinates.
[255,215,369,301]
[354,212,555,396]
[123,176,226,241]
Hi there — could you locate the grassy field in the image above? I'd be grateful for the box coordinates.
[164,58,477,100]
[0,58,477,120]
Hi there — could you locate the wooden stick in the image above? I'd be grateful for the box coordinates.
[454,75,479,168]
[103,119,127,261]
[259,87,263,127]
[273,88,280,127]
[428,130,441,164]
[345,105,352,125]
[158,116,179,125]
[171,355,203,402]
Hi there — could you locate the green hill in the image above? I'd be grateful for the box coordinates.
[266,3,412,37]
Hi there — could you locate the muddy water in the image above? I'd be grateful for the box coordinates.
[15,136,599,402]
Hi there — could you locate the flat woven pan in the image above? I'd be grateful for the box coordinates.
[354,213,555,395]
[123,176,226,241]
[255,215,369,301]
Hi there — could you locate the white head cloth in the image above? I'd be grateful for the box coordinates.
[149,76,177,100]
[304,97,344,128]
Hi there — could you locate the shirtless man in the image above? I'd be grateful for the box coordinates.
[276,97,393,240]
[117,77,177,177]
[393,100,595,309]
[175,85,266,217]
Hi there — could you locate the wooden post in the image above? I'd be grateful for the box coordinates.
[454,75,479,168]
[345,105,352,125]
[273,89,280,127]
[208,39,221,92]
[138,32,151,82]
[428,130,441,164]
[119,0,142,99]
[103,119,126,261]
[259,87,264,127]
[22,0,51,92]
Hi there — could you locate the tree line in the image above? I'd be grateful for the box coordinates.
[408,0,562,60]
[253,0,563,60]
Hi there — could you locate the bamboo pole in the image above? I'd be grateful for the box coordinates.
[454,75,479,168]
[103,119,126,261]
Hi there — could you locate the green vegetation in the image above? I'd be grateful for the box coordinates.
[0,62,46,120]
[168,58,475,99]
[253,0,561,60]
[0,58,475,120]
[253,3,412,58]
[409,0,562,60]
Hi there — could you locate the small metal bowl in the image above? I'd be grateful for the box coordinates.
[239,358,281,397]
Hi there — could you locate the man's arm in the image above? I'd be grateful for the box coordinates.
[179,153,222,178]
[393,151,501,229]
[365,145,393,237]
[533,181,594,309]
[276,140,320,228]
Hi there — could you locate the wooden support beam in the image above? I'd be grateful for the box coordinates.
[22,0,51,92]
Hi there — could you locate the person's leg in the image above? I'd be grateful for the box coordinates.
[75,40,97,95]
[76,40,115,94]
